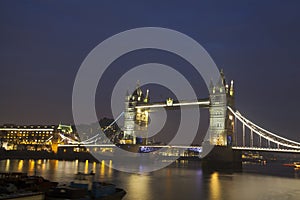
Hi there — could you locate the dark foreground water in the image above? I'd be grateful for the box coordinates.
[1,159,300,200]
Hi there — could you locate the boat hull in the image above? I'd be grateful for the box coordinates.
[0,192,44,200]
[45,188,126,200]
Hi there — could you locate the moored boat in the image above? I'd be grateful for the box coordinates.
[0,172,58,192]
[45,172,126,200]
[0,172,58,200]
[283,162,300,168]
[0,172,57,199]
[0,191,44,200]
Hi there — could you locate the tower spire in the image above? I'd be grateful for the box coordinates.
[230,80,234,96]
[220,69,226,87]
[144,89,149,103]
[136,80,142,97]
[125,89,130,101]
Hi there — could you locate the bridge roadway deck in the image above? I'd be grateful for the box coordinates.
[58,144,300,153]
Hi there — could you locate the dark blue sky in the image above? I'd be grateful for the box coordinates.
[0,1,300,142]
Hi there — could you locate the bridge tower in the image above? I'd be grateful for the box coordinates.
[123,91,136,144]
[123,82,149,144]
[225,78,235,146]
[202,70,240,170]
[208,74,227,146]
[208,69,235,146]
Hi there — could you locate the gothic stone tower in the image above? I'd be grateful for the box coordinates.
[123,82,149,144]
[225,78,235,146]
[202,70,240,170]
[208,70,235,146]
[123,92,136,144]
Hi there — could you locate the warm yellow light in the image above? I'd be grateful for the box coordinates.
[107,160,113,178]
[100,160,105,176]
[210,172,220,200]
[92,162,97,173]
[74,160,78,169]
[84,160,89,174]
[29,160,35,171]
[5,159,10,171]
[18,160,24,171]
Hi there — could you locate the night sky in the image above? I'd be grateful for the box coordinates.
[1,1,300,142]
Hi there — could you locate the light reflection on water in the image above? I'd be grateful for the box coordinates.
[0,159,300,200]
[210,172,220,200]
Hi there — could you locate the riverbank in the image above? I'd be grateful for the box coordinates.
[0,149,99,162]
[0,149,201,163]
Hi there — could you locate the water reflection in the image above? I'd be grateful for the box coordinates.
[17,160,23,171]
[41,160,46,171]
[100,160,105,176]
[164,168,172,199]
[92,162,97,173]
[0,160,300,200]
[51,160,58,170]
[37,159,42,165]
[5,159,10,171]
[127,174,150,199]
[28,159,35,172]
[209,172,220,200]
[108,160,113,178]
[84,160,89,174]
[294,168,300,178]
[74,159,79,171]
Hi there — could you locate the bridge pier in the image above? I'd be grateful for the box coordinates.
[201,145,242,170]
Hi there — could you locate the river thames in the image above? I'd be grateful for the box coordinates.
[1,159,300,200]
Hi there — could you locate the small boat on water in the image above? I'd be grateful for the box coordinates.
[283,162,300,168]
[0,172,58,192]
[0,191,44,200]
[45,172,126,200]
[0,172,57,200]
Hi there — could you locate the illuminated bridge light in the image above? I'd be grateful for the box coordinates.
[228,106,300,150]
[187,147,202,153]
[135,100,210,109]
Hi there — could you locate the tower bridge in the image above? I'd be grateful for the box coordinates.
[122,70,234,147]
[59,70,300,160]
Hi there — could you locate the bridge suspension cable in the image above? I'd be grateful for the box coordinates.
[57,112,124,145]
[228,106,300,150]
[58,133,78,144]
[80,112,124,144]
